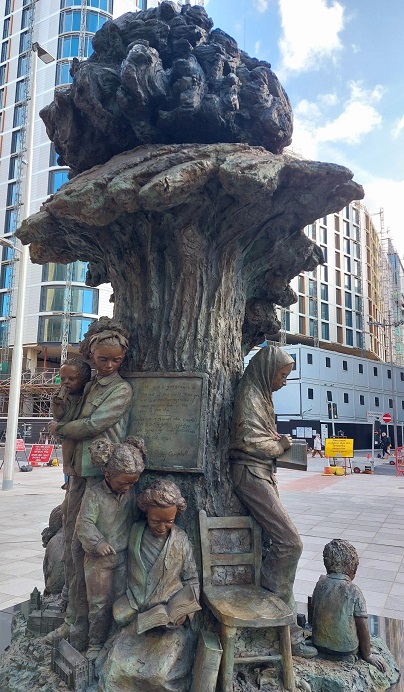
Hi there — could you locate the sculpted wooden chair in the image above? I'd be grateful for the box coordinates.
[199,510,295,692]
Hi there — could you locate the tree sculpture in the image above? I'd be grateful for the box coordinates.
[17,2,363,522]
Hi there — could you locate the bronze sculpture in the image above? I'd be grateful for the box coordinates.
[229,345,316,658]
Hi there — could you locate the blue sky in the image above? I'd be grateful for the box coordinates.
[114,1,404,256]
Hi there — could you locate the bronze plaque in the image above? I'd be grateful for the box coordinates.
[124,372,208,473]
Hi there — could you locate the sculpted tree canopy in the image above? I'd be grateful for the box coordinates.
[40,2,293,176]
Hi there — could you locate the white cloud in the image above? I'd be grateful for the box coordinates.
[253,0,270,12]
[362,177,404,257]
[113,0,138,18]
[278,0,345,76]
[392,115,404,139]
[292,81,383,154]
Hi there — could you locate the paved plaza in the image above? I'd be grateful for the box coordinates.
[1,456,404,622]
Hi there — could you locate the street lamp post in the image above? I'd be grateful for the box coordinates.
[2,42,54,491]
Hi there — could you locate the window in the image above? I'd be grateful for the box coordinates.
[60,10,81,33]
[298,296,305,313]
[15,79,28,102]
[42,260,88,283]
[298,316,305,334]
[298,275,305,293]
[356,331,363,348]
[4,209,18,233]
[345,293,352,309]
[0,64,6,86]
[307,353,313,364]
[17,55,29,77]
[373,366,378,376]
[0,291,11,317]
[0,263,13,289]
[48,169,69,194]
[86,11,107,33]
[345,310,352,327]
[13,104,24,127]
[402,401,404,410]
[1,40,8,63]
[58,35,80,59]
[401,373,404,381]
[320,265,328,282]
[321,322,329,340]
[344,274,351,290]
[343,393,349,403]
[374,397,379,407]
[335,252,340,268]
[321,302,329,320]
[321,228,327,244]
[87,0,113,10]
[334,233,340,250]
[309,319,316,337]
[2,244,14,261]
[344,238,350,254]
[289,354,296,370]
[40,286,98,314]
[0,87,4,109]
[49,143,59,167]
[335,270,341,287]
[6,182,18,207]
[55,61,73,85]
[336,288,342,305]
[388,399,393,409]
[3,18,10,39]
[320,284,328,301]
[343,220,350,237]
[5,0,12,15]
[8,155,17,179]
[308,388,313,399]
[38,316,93,343]
[342,360,347,371]
[358,363,363,374]
[326,390,332,401]
[336,307,342,324]
[321,246,327,263]
[359,395,364,405]
[387,369,391,379]
[344,256,351,273]
[61,0,82,5]
[21,8,30,29]
[346,329,353,346]
[325,357,331,368]
[355,295,362,311]
[309,299,316,317]
[308,279,316,297]
[19,31,31,54]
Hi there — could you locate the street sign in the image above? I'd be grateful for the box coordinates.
[28,444,54,466]
[382,413,392,423]
[366,411,381,423]
[325,438,354,458]
[15,439,26,452]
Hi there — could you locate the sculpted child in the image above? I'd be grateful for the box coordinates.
[76,436,146,660]
[46,317,133,651]
[98,479,200,692]
[311,539,386,671]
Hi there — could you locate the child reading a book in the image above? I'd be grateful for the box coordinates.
[311,539,386,671]
[76,436,146,660]
[98,480,200,692]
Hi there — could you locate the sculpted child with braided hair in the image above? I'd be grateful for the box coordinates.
[45,317,133,652]
[76,436,146,660]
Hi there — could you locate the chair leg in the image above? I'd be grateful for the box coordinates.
[279,625,295,691]
[219,623,236,692]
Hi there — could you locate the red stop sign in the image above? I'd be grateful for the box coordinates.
[382,413,392,423]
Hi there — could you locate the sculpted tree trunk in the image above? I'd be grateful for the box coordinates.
[18,142,363,529]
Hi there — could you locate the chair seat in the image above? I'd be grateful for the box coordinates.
[203,585,294,628]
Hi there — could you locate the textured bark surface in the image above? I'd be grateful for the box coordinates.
[17,142,364,528]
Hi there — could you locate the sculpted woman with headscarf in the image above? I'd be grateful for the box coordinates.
[229,345,317,658]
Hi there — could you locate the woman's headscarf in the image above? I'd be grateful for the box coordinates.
[229,346,294,463]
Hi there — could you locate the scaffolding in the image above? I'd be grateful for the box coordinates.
[0,371,60,417]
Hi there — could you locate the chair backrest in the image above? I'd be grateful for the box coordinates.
[199,510,262,588]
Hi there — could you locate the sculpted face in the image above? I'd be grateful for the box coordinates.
[92,345,125,377]
[60,364,85,394]
[272,363,293,391]
[147,505,177,538]
[105,471,140,495]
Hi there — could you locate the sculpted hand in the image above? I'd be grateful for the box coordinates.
[280,434,292,450]
[95,541,116,557]
[364,654,386,672]
[48,421,58,436]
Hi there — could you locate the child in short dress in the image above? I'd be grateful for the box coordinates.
[76,436,146,660]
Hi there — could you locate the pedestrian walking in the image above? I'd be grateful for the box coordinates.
[312,433,324,458]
